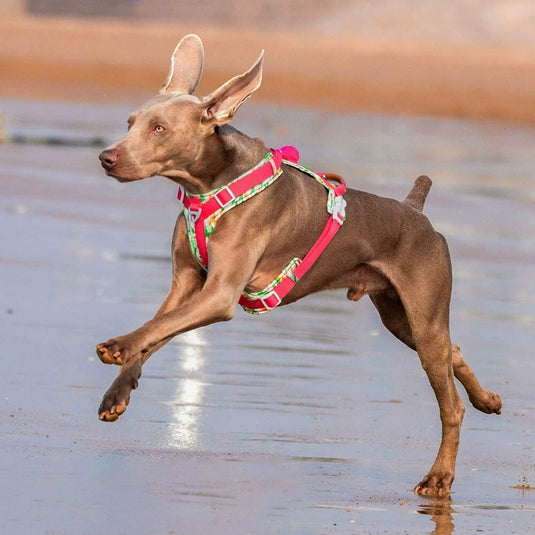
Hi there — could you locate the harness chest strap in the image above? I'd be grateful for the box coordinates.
[177,146,346,314]
[178,148,287,271]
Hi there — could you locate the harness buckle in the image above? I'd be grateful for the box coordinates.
[188,208,202,223]
[328,193,347,225]
[333,195,346,224]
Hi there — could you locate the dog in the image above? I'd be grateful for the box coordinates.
[97,34,502,495]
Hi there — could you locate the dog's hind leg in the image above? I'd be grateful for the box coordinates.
[410,314,465,495]
[451,344,502,414]
[385,232,466,495]
[370,295,502,416]
[369,289,462,495]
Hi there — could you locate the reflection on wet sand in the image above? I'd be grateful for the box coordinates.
[166,329,208,449]
[418,498,455,535]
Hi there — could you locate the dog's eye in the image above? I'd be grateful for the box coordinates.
[154,125,165,133]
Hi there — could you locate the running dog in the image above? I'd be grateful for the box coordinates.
[97,34,502,495]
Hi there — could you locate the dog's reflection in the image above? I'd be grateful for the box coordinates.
[417,497,455,535]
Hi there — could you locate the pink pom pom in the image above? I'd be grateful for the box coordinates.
[279,145,299,163]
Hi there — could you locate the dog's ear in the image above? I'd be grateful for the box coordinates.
[201,51,264,125]
[160,34,204,94]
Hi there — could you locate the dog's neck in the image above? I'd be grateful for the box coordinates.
[163,125,268,195]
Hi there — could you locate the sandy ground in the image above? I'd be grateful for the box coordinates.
[1,6,535,124]
[1,99,534,534]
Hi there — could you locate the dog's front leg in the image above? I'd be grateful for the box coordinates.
[97,279,244,422]
[97,265,203,421]
[97,239,260,422]
[96,261,203,366]
[97,271,239,366]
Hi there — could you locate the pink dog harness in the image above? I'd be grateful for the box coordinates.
[177,146,346,314]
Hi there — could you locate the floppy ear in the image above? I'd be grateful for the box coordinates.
[160,34,204,94]
[201,51,264,125]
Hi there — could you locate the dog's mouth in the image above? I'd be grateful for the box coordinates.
[102,164,156,182]
[98,148,160,181]
[100,164,129,182]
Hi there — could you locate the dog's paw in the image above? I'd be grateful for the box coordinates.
[470,391,502,415]
[96,341,125,365]
[98,367,140,422]
[414,471,453,496]
[98,393,129,422]
[96,335,138,365]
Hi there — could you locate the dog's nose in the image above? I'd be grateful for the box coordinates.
[99,148,119,170]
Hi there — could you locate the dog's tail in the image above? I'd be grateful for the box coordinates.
[404,175,432,212]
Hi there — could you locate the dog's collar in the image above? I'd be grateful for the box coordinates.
[177,145,346,314]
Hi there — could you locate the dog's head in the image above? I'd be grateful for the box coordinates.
[99,34,264,184]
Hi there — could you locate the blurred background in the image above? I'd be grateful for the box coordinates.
[1,0,535,122]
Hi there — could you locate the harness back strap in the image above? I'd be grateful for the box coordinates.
[177,146,346,314]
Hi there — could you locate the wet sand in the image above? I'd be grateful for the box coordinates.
[1,98,534,533]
